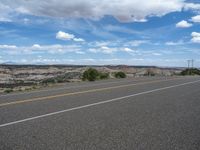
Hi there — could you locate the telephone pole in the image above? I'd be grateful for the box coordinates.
[191,59,194,68]
[187,60,190,69]
[187,59,194,75]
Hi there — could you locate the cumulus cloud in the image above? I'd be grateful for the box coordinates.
[56,31,75,40]
[176,20,193,28]
[73,38,85,42]
[191,32,200,43]
[0,0,194,23]
[191,15,200,23]
[32,44,41,49]
[184,3,200,11]
[56,31,84,42]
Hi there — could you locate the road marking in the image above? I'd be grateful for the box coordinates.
[0,79,199,128]
[0,77,184,107]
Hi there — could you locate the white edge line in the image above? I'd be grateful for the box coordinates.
[0,79,199,128]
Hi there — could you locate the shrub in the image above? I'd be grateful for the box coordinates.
[144,69,155,76]
[42,78,56,84]
[180,68,200,76]
[82,68,99,81]
[99,72,109,79]
[4,88,13,93]
[55,76,65,83]
[115,71,126,78]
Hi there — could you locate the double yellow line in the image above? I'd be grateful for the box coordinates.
[0,77,183,107]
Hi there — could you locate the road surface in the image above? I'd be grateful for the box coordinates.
[0,76,200,150]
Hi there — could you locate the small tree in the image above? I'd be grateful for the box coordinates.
[99,72,109,79]
[115,71,126,78]
[144,69,155,76]
[82,68,99,81]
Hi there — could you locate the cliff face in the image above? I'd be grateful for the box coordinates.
[0,65,83,88]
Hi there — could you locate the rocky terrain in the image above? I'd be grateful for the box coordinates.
[0,65,182,93]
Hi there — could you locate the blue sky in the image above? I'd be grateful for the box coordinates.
[0,0,200,67]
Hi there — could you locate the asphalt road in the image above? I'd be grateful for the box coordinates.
[0,76,200,150]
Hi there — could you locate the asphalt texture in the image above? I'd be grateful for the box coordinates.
[0,76,200,150]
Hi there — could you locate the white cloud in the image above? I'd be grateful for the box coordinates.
[0,44,17,49]
[73,38,85,42]
[191,15,200,23]
[0,44,83,54]
[56,31,85,42]
[56,31,75,40]
[0,0,191,23]
[0,3,12,22]
[184,3,200,11]
[165,40,184,46]
[75,51,85,54]
[90,41,111,47]
[101,46,115,54]
[104,25,141,34]
[191,32,200,43]
[32,44,41,49]
[89,46,136,54]
[23,18,30,24]
[89,46,117,54]
[176,20,193,28]
[152,53,162,56]
[123,47,134,52]
[125,40,149,47]
[191,32,200,37]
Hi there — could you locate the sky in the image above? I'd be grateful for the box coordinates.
[0,0,200,67]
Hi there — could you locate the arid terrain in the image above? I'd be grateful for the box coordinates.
[0,65,182,93]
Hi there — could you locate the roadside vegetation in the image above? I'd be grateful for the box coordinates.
[114,71,127,78]
[4,88,14,93]
[82,68,109,81]
[2,68,127,93]
[144,69,155,76]
[180,68,200,76]
[82,68,127,81]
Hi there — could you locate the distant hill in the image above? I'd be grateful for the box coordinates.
[1,61,17,65]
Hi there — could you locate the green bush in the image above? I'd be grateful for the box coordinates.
[55,76,65,83]
[180,68,200,75]
[99,72,109,79]
[42,78,56,84]
[144,69,155,76]
[82,68,99,81]
[115,71,126,78]
[4,88,13,93]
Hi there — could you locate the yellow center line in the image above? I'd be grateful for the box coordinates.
[0,77,184,107]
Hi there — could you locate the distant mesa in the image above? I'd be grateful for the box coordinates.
[1,61,17,65]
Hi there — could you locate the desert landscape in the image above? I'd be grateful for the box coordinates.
[0,64,182,93]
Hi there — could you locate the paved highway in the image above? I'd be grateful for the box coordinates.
[0,76,200,150]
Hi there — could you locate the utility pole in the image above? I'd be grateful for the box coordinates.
[187,60,190,75]
[187,60,190,69]
[191,59,194,68]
